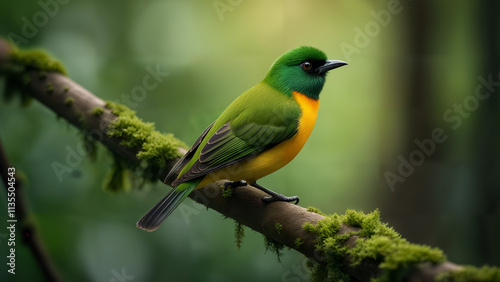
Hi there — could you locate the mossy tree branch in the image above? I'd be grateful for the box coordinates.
[1,39,498,281]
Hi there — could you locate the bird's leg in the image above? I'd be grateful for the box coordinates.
[251,182,299,205]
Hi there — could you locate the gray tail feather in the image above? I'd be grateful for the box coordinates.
[136,184,195,231]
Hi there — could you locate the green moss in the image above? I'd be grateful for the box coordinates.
[91,106,104,117]
[106,101,186,161]
[303,213,352,281]
[1,47,66,106]
[9,49,67,75]
[294,237,303,249]
[222,184,234,199]
[307,259,350,282]
[303,214,342,243]
[104,101,186,191]
[102,156,131,193]
[275,222,283,236]
[303,209,446,281]
[2,66,32,106]
[45,82,54,94]
[234,221,245,250]
[351,235,444,282]
[342,209,366,227]
[307,206,326,216]
[22,72,31,85]
[137,131,185,162]
[436,265,500,282]
[105,101,129,116]
[75,112,86,127]
[81,133,98,162]
[64,86,69,92]
[264,235,285,263]
[64,97,74,107]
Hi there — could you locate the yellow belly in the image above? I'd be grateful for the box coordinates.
[197,91,319,187]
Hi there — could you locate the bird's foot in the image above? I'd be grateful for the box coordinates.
[262,194,300,204]
[222,180,247,199]
[224,180,247,188]
[251,182,299,205]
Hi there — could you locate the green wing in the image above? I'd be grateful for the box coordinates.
[163,121,214,184]
[171,110,299,186]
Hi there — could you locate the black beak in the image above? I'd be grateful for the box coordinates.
[316,60,348,74]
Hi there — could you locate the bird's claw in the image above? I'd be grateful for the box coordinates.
[262,195,299,205]
[223,180,247,189]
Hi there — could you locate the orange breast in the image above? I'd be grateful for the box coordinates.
[197,91,319,187]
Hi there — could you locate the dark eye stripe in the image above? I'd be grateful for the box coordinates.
[300,60,326,72]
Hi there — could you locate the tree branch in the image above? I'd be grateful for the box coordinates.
[1,39,496,281]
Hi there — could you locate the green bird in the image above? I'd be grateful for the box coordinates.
[137,46,347,231]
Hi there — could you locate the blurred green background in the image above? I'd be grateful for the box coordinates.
[0,0,499,281]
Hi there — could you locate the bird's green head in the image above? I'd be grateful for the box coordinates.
[263,46,347,100]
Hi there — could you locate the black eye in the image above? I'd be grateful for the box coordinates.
[301,61,313,71]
